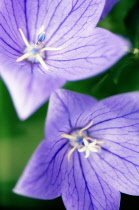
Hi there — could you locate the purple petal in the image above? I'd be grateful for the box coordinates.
[1,63,65,120]
[46,90,139,196]
[100,0,120,20]
[45,89,97,138]
[46,28,130,80]
[0,0,105,58]
[62,152,120,210]
[87,92,139,195]
[0,0,69,119]
[14,138,120,209]
[13,138,69,199]
[0,0,106,80]
[0,0,126,85]
[34,0,105,44]
[14,89,139,205]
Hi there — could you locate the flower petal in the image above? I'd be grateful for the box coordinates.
[38,0,105,45]
[100,0,119,20]
[1,63,65,120]
[0,0,40,60]
[0,0,45,47]
[13,138,69,199]
[62,152,120,210]
[0,0,125,83]
[47,28,130,80]
[45,89,97,138]
[14,138,120,210]
[0,0,106,81]
[88,92,139,195]
[0,0,105,57]
[0,0,69,119]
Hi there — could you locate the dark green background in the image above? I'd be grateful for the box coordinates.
[1,0,139,209]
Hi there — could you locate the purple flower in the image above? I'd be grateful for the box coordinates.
[14,89,139,209]
[0,0,129,120]
[100,0,120,20]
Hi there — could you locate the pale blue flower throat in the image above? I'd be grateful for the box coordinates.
[61,121,104,161]
[16,26,62,69]
[31,48,39,55]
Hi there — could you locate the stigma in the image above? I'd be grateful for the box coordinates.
[16,26,62,70]
[61,121,104,161]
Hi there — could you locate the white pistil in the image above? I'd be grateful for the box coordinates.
[85,136,104,144]
[78,139,99,158]
[61,121,104,161]
[17,28,62,69]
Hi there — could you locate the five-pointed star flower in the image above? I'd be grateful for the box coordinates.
[0,0,129,120]
[14,89,139,210]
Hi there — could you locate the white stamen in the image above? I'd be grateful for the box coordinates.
[78,121,93,136]
[40,47,62,52]
[18,29,30,47]
[68,146,78,162]
[61,133,76,141]
[36,25,46,45]
[36,55,49,70]
[16,52,31,62]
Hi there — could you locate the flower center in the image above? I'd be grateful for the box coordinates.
[31,48,39,55]
[76,136,84,143]
[16,26,62,70]
[61,121,104,161]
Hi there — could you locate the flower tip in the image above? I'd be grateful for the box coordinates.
[12,185,22,196]
[124,45,130,53]
[124,39,132,53]
[12,186,17,194]
[13,186,29,198]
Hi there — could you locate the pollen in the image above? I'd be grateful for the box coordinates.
[61,121,104,161]
[16,26,62,70]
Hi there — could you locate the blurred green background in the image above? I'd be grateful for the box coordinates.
[1,0,139,209]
